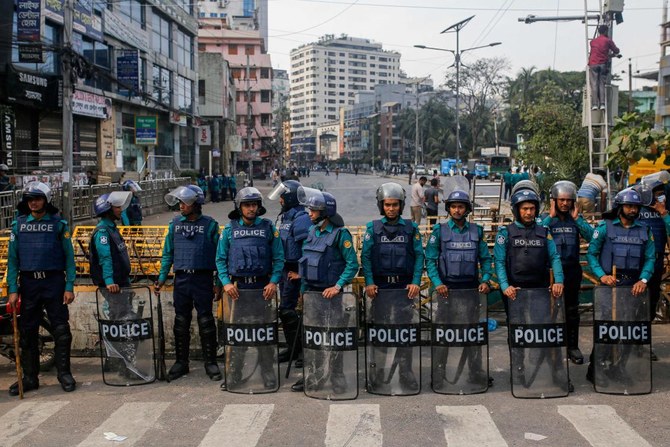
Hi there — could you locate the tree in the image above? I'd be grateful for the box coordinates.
[517,85,589,189]
[444,57,510,156]
[606,111,670,175]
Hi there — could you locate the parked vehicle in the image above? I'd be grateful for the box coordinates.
[414,164,427,175]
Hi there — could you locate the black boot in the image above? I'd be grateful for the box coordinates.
[53,325,76,392]
[198,315,222,381]
[278,309,302,364]
[168,315,191,381]
[9,331,39,396]
[567,325,584,365]
[397,349,419,392]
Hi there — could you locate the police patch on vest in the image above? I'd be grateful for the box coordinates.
[380,235,407,243]
[432,322,488,347]
[367,323,420,348]
[509,323,565,348]
[232,229,267,238]
[594,321,651,345]
[99,319,153,342]
[303,326,358,351]
[20,223,55,232]
[224,323,277,346]
[551,227,574,233]
[512,239,545,247]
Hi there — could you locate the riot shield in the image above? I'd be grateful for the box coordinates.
[302,291,358,400]
[222,289,279,394]
[507,288,569,398]
[592,286,651,395]
[365,289,421,396]
[95,286,156,386]
[442,176,471,198]
[431,289,489,395]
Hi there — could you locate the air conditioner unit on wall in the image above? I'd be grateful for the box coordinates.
[604,0,624,13]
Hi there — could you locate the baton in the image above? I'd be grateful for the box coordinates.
[224,283,237,374]
[12,305,23,399]
[612,265,620,364]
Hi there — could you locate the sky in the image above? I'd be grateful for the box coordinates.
[266,0,665,90]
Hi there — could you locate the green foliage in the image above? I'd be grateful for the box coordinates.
[606,112,670,172]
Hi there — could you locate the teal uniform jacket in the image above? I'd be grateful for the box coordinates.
[92,217,125,286]
[494,221,564,291]
[216,217,284,286]
[425,219,492,287]
[301,222,359,292]
[7,214,76,294]
[541,214,595,244]
[159,214,221,285]
[586,218,656,281]
[360,217,424,286]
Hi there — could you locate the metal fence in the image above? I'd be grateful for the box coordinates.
[0,177,191,230]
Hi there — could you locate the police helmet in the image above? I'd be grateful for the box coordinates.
[550,181,578,201]
[0,164,8,172]
[93,191,132,216]
[444,189,472,214]
[641,171,670,192]
[375,182,405,215]
[228,187,266,219]
[298,186,343,225]
[268,180,301,212]
[22,181,52,203]
[510,189,540,220]
[511,179,539,197]
[122,180,142,193]
[165,185,204,207]
[614,187,643,207]
[631,183,654,207]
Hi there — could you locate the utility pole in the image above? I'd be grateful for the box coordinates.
[414,84,420,166]
[246,54,253,186]
[62,0,74,226]
[628,58,633,113]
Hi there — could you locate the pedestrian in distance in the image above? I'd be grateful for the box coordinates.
[424,178,440,229]
[542,181,594,365]
[7,182,77,396]
[361,182,424,394]
[410,176,427,225]
[155,185,222,382]
[503,168,513,201]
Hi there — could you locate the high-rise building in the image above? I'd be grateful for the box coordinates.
[289,34,401,161]
[197,0,268,51]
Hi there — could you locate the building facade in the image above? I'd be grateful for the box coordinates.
[197,0,268,51]
[289,34,401,161]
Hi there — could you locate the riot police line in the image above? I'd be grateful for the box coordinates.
[4,174,664,399]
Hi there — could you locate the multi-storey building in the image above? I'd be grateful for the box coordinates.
[0,0,200,180]
[289,34,401,161]
[199,20,273,174]
[197,0,268,51]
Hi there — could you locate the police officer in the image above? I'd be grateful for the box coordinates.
[542,181,594,364]
[268,180,312,366]
[291,189,359,392]
[121,180,143,226]
[155,185,222,381]
[7,182,76,395]
[494,189,566,388]
[89,191,136,376]
[426,190,493,388]
[638,173,670,361]
[216,187,284,390]
[361,182,424,392]
[586,187,656,384]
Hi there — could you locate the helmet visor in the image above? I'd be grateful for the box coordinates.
[268,182,290,201]
[108,191,132,211]
[165,186,197,206]
[632,183,654,206]
[297,186,325,210]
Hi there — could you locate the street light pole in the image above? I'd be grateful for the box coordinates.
[415,16,501,164]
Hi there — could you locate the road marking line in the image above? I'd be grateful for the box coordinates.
[1,401,69,446]
[436,405,508,447]
[77,401,170,447]
[199,404,274,447]
[558,405,652,447]
[325,404,382,447]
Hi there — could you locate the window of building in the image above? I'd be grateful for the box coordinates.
[174,0,191,14]
[231,68,242,79]
[175,28,193,69]
[176,75,192,111]
[245,45,255,55]
[198,79,206,104]
[152,65,171,105]
[119,0,145,27]
[260,68,270,79]
[229,44,238,55]
[261,114,271,127]
[80,36,111,90]
[261,90,271,103]
[152,13,171,58]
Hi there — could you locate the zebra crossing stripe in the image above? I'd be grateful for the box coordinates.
[77,401,170,447]
[1,401,69,447]
[557,405,652,447]
[325,404,382,447]
[436,405,508,447]
[199,404,274,447]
